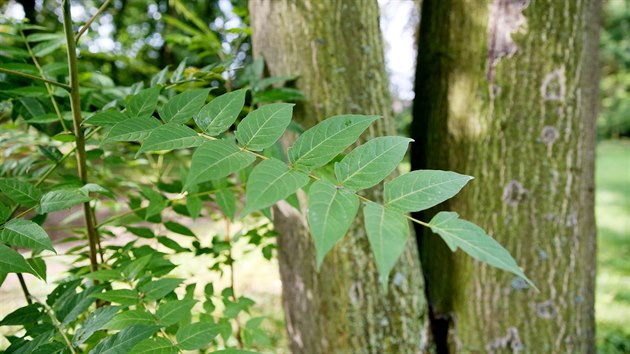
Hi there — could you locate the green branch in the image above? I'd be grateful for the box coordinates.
[0,67,70,90]
[63,0,101,273]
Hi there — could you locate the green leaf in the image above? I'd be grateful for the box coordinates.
[195,89,247,135]
[0,178,41,207]
[130,337,177,354]
[31,38,65,56]
[88,325,159,354]
[335,136,412,191]
[123,255,153,280]
[137,123,205,155]
[151,67,170,87]
[36,189,92,214]
[157,236,189,253]
[85,269,123,281]
[307,180,359,268]
[235,103,294,151]
[26,33,64,42]
[0,243,36,276]
[126,227,155,239]
[176,322,220,350]
[243,159,309,215]
[127,87,160,119]
[164,221,196,237]
[91,289,140,305]
[428,211,535,288]
[159,88,209,124]
[186,196,202,219]
[105,310,155,330]
[73,306,122,346]
[288,115,379,171]
[384,170,473,212]
[104,117,161,144]
[212,350,260,354]
[156,299,196,326]
[0,218,55,252]
[362,202,408,287]
[83,110,127,127]
[170,58,187,83]
[27,257,46,281]
[0,202,10,223]
[185,140,255,189]
[139,278,183,301]
[0,303,43,325]
[215,188,236,221]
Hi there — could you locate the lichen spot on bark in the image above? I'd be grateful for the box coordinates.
[486,0,531,81]
[502,180,527,207]
[486,326,524,354]
[536,300,557,319]
[541,68,566,101]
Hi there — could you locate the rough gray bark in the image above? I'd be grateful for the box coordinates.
[412,0,599,352]
[249,1,428,353]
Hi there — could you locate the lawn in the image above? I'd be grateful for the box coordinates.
[595,140,630,353]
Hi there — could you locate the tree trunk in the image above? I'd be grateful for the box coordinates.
[249,1,428,353]
[412,0,599,353]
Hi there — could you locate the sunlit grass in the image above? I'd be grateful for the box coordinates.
[595,140,630,354]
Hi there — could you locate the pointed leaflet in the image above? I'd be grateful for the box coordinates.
[195,88,247,136]
[243,159,309,215]
[215,188,236,221]
[176,322,221,350]
[235,103,294,150]
[307,180,359,268]
[0,218,54,252]
[0,178,41,207]
[0,243,36,276]
[88,325,159,354]
[73,306,121,346]
[185,140,255,189]
[362,202,408,287]
[83,109,127,127]
[36,189,92,213]
[104,310,155,330]
[130,337,178,354]
[384,170,473,212]
[159,88,209,124]
[137,123,205,155]
[90,289,140,305]
[428,211,535,288]
[335,136,412,191]
[139,278,183,300]
[127,87,160,119]
[156,299,196,326]
[289,115,379,171]
[104,117,161,144]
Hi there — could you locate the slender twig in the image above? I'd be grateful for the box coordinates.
[16,273,33,305]
[42,300,78,354]
[19,29,69,132]
[63,0,100,272]
[0,67,70,90]
[75,0,111,42]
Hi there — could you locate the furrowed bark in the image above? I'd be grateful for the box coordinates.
[250,1,429,353]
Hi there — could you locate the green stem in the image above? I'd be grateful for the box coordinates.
[75,0,111,42]
[0,67,70,90]
[62,0,100,273]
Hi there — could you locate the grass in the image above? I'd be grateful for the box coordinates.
[595,139,630,354]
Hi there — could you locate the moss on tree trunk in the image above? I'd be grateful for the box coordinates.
[412,0,599,352]
[249,1,428,353]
